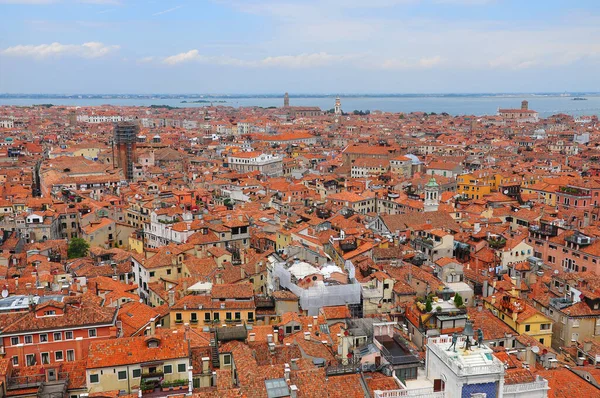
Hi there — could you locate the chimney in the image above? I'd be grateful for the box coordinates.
[75,337,84,362]
[150,317,156,335]
[212,371,217,387]
[248,332,255,342]
[491,296,496,305]
[304,331,311,341]
[241,266,245,279]
[273,328,279,343]
[216,273,223,285]
[168,290,175,307]
[290,385,298,398]
[583,340,592,353]
[284,363,290,381]
[202,357,210,373]
[267,334,273,344]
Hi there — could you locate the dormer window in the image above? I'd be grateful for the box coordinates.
[45,310,56,316]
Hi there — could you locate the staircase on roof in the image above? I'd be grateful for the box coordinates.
[210,332,220,368]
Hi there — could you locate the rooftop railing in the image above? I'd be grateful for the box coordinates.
[503,379,549,394]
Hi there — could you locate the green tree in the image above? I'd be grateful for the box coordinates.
[425,297,433,312]
[68,238,89,259]
[454,293,464,308]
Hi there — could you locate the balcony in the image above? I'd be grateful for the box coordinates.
[413,237,435,249]
[565,233,592,246]
[141,371,164,379]
[325,359,361,376]
[529,224,558,237]
[558,186,590,197]
[375,335,421,366]
[8,372,69,391]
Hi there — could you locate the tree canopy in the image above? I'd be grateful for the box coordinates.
[68,238,89,259]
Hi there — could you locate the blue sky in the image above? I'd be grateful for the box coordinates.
[0,0,599,94]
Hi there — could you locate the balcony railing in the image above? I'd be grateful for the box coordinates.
[8,372,69,390]
[374,389,446,398]
[141,371,164,379]
[503,379,549,394]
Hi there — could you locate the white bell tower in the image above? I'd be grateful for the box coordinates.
[424,177,440,212]
[334,96,342,116]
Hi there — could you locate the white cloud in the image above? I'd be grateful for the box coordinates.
[1,41,119,58]
[374,55,444,70]
[258,52,349,68]
[137,56,156,64]
[152,5,184,16]
[160,50,352,68]
[163,49,201,65]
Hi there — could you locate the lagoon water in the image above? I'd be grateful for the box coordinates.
[1,94,599,117]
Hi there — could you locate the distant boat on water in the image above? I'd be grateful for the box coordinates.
[572,97,588,101]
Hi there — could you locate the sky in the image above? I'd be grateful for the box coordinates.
[0,0,599,94]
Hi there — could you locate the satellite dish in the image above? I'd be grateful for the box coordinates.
[503,190,509,194]
[1,289,8,298]
[531,346,540,354]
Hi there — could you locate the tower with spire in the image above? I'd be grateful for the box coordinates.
[334,96,342,116]
[424,177,440,212]
[283,92,289,107]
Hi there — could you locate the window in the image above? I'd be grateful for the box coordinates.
[223,354,231,365]
[178,363,186,373]
[90,374,99,383]
[55,351,64,361]
[164,365,173,374]
[118,371,127,380]
[11,356,18,366]
[65,331,73,340]
[176,313,182,323]
[190,313,198,323]
[88,329,97,337]
[10,337,19,346]
[53,332,62,341]
[24,335,33,344]
[67,350,75,361]
[167,269,171,275]
[149,272,155,277]
[248,312,254,322]
[235,312,241,320]
[132,369,141,378]
[525,324,531,332]
[26,354,36,366]
[539,338,544,345]
[204,313,211,322]
[41,352,50,364]
[541,323,552,330]
[226,312,232,321]
[214,313,220,321]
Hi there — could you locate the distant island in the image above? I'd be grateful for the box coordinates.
[572,97,588,101]
[181,100,227,104]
